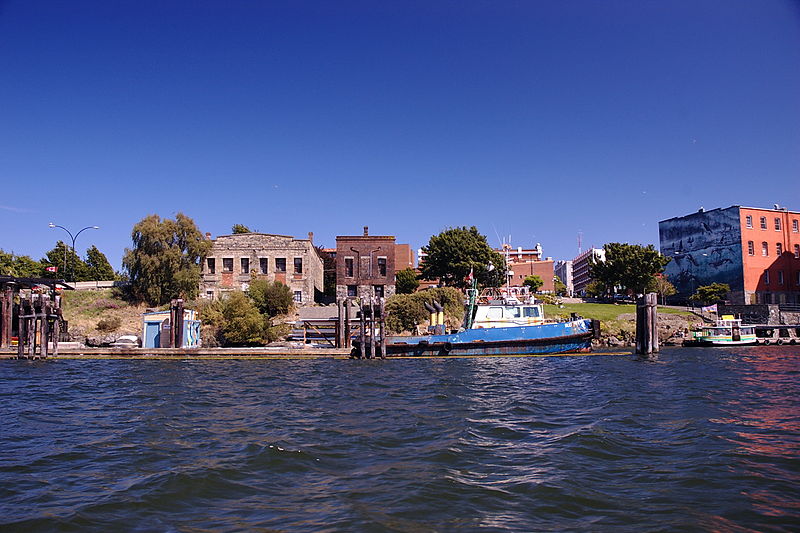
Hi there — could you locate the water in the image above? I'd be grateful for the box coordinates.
[1,347,798,532]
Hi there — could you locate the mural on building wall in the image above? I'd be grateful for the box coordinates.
[659,207,744,297]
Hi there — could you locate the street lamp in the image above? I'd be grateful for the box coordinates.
[48,223,100,281]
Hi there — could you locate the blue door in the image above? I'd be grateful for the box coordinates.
[144,321,161,348]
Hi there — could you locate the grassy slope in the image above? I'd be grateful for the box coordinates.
[60,289,148,337]
[543,303,695,340]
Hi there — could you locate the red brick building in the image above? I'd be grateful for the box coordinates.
[335,227,396,300]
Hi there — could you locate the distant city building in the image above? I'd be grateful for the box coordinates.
[494,244,543,263]
[395,244,415,270]
[200,232,323,305]
[554,260,574,296]
[336,226,396,300]
[659,205,800,304]
[508,259,555,292]
[572,248,605,296]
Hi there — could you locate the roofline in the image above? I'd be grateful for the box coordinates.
[659,205,799,223]
[215,233,307,240]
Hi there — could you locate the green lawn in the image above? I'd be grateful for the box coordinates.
[543,303,692,321]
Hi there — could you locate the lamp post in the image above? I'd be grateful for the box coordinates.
[48,223,100,281]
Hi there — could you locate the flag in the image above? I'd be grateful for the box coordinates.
[465,267,473,283]
[45,266,58,272]
[701,304,717,313]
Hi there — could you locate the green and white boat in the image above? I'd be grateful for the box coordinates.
[688,315,757,346]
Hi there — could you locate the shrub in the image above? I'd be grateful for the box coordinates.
[248,279,294,317]
[96,316,121,332]
[385,287,465,334]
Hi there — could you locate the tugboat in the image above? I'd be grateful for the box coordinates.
[684,315,757,346]
[379,283,600,357]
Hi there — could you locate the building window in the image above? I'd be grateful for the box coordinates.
[260,257,268,274]
[223,258,233,272]
[747,241,754,256]
[345,257,354,277]
[347,284,357,297]
[764,270,770,285]
[241,258,249,274]
[207,258,216,274]
[746,215,753,228]
[793,219,799,233]
[377,257,387,277]
[762,242,768,256]
[775,217,781,231]
[795,244,800,259]
[776,243,783,256]
[778,271,784,285]
[206,290,214,300]
[374,285,384,298]
[294,257,303,274]
[760,217,767,229]
[275,258,286,272]
[293,291,302,303]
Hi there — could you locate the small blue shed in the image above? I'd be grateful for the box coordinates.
[142,309,201,348]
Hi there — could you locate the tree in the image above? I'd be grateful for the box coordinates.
[554,276,567,297]
[247,279,294,317]
[647,276,676,304]
[585,280,607,298]
[419,226,506,289]
[231,224,252,234]
[41,241,90,281]
[590,243,670,295]
[0,250,42,277]
[690,283,730,305]
[395,267,420,294]
[85,246,116,281]
[122,213,211,306]
[522,275,543,293]
[384,287,464,333]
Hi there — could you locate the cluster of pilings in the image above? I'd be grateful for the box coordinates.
[345,297,387,359]
[159,299,185,348]
[16,293,64,359]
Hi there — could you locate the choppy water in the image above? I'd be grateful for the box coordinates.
[1,347,799,532]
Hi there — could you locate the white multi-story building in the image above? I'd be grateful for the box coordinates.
[572,248,605,296]
[554,260,574,296]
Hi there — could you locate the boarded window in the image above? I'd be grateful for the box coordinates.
[275,258,286,272]
[294,257,303,274]
[260,258,268,274]
[241,258,249,274]
[207,258,216,274]
[223,258,233,272]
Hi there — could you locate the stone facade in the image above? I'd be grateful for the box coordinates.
[199,233,323,305]
[336,227,396,300]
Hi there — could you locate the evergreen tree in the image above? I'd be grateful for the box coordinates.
[231,224,252,234]
[41,241,89,281]
[85,246,116,280]
[395,268,420,294]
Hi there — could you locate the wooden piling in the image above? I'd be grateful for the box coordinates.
[344,298,351,348]
[359,300,366,359]
[636,292,659,357]
[40,300,50,359]
[378,297,386,359]
[17,299,26,359]
[0,284,12,348]
[336,299,344,348]
[174,299,184,349]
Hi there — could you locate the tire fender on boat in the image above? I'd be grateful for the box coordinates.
[442,342,453,353]
[763,339,771,345]
[776,339,783,345]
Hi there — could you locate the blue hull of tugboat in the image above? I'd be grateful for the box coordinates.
[384,319,595,357]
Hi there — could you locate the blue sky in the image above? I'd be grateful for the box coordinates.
[1,1,799,270]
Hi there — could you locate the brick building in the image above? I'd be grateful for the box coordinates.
[336,227,396,299]
[508,259,555,293]
[659,205,800,304]
[200,232,323,305]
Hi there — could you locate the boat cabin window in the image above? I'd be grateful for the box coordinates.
[506,307,521,318]
[523,307,540,317]
[487,307,503,320]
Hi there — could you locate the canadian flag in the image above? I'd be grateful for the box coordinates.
[46,266,58,272]
[465,267,473,283]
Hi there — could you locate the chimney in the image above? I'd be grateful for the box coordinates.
[363,226,369,236]
[205,232,212,240]
[308,231,314,243]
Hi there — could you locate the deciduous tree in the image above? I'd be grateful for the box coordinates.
[690,283,730,305]
[523,275,543,293]
[122,213,211,305]
[231,224,251,234]
[590,243,670,295]
[420,226,506,289]
[247,279,294,317]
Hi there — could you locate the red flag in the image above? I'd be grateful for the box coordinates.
[46,266,58,272]
[465,267,473,283]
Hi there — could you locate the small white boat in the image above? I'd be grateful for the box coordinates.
[687,315,757,346]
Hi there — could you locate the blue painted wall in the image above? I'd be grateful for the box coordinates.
[658,206,744,297]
